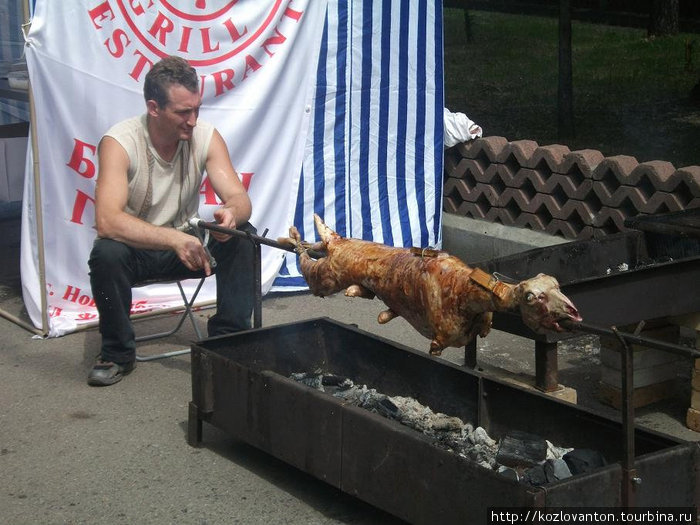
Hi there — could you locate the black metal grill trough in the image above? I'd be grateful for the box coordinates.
[188,318,699,525]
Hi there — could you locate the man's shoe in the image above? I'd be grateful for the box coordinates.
[87,359,135,386]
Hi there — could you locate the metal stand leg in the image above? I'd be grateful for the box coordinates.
[252,237,262,328]
[614,326,638,508]
[535,340,559,392]
[187,401,203,447]
[135,279,206,362]
[464,339,477,369]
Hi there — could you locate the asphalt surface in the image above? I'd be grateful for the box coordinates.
[2,289,699,525]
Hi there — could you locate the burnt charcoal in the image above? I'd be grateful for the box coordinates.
[563,449,607,475]
[521,464,547,486]
[321,374,347,386]
[376,396,400,418]
[288,370,578,485]
[543,458,572,483]
[290,372,324,390]
[497,465,519,481]
[496,430,547,468]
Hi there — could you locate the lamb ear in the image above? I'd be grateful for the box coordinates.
[510,281,527,301]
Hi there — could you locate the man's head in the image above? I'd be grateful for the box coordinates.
[144,56,201,143]
[144,56,199,108]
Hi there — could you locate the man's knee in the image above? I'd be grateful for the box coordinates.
[89,238,131,275]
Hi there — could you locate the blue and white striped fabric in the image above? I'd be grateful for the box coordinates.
[273,0,444,290]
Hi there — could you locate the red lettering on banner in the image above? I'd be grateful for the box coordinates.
[242,55,262,80]
[88,1,115,29]
[261,29,286,58]
[130,299,154,315]
[67,139,97,179]
[141,11,246,55]
[199,177,220,205]
[178,26,192,52]
[200,27,220,53]
[48,306,63,318]
[129,0,154,17]
[148,12,174,45]
[77,312,98,321]
[62,285,96,307]
[129,50,153,81]
[210,68,235,95]
[284,6,304,22]
[71,190,95,226]
[199,172,253,204]
[239,172,253,190]
[105,29,132,58]
[222,18,248,43]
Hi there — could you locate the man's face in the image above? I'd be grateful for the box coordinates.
[151,84,201,142]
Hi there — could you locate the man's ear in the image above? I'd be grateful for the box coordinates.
[146,99,160,117]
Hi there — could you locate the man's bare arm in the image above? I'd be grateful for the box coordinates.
[204,130,253,241]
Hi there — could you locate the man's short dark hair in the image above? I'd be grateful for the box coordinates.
[144,56,199,108]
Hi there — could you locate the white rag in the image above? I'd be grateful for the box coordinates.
[444,107,483,147]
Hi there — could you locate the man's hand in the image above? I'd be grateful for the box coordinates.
[174,231,213,276]
[211,206,237,242]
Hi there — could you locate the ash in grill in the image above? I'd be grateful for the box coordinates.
[290,371,604,485]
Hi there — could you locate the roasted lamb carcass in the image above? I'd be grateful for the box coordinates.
[282,214,582,355]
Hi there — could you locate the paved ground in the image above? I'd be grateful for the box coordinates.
[1,289,698,525]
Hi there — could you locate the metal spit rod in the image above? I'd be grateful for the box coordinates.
[190,219,297,253]
[561,319,700,359]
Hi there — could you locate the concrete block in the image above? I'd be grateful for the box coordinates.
[675,166,700,197]
[627,160,677,189]
[599,379,676,410]
[591,155,639,182]
[544,219,589,240]
[599,324,682,367]
[530,144,571,173]
[444,156,481,181]
[513,212,550,232]
[495,139,540,166]
[690,371,700,391]
[686,407,700,433]
[640,191,686,214]
[690,388,700,410]
[464,183,501,205]
[600,345,680,370]
[560,149,605,178]
[455,136,508,164]
[669,312,700,333]
[600,361,679,389]
[456,201,486,219]
[593,207,629,233]
[443,177,474,201]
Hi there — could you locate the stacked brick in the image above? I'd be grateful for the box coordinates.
[681,316,700,432]
[597,322,683,410]
[444,136,700,240]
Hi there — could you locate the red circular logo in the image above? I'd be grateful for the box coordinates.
[115,0,284,67]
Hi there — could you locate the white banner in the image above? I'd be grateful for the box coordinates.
[22,0,327,335]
